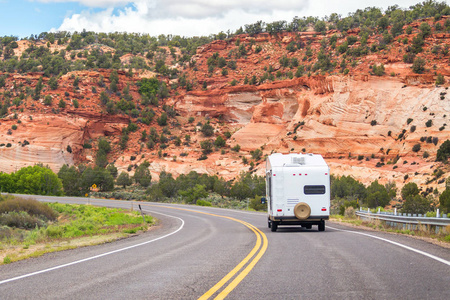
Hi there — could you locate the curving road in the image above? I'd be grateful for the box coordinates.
[0,196,449,299]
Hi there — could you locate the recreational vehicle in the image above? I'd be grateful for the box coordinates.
[264,153,330,232]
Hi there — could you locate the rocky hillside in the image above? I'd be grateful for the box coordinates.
[0,4,450,194]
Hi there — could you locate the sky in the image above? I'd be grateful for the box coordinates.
[0,0,444,39]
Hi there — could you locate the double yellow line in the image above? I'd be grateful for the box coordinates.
[143,204,268,300]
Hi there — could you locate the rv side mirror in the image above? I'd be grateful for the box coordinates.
[260,197,266,204]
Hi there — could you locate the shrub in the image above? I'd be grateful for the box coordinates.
[58,99,66,109]
[412,143,421,152]
[0,211,45,229]
[0,197,58,222]
[436,74,445,85]
[214,136,226,148]
[196,199,212,206]
[44,95,52,106]
[412,57,426,74]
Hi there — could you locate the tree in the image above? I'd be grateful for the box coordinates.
[419,22,431,37]
[106,164,118,178]
[377,16,389,31]
[314,21,327,33]
[157,112,168,126]
[200,140,213,155]
[436,139,450,163]
[80,166,114,192]
[439,189,450,214]
[402,194,431,214]
[366,180,390,208]
[331,175,367,201]
[116,172,132,188]
[48,76,58,90]
[14,165,63,196]
[133,161,152,187]
[58,165,82,196]
[401,182,419,200]
[178,184,208,204]
[201,122,214,137]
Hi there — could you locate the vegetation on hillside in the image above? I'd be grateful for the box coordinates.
[0,1,449,208]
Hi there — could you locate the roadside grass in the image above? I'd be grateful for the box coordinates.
[331,214,450,244]
[1,199,153,265]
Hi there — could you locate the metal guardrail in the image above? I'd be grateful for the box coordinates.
[356,208,450,233]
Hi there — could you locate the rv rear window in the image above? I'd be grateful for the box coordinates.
[304,185,326,195]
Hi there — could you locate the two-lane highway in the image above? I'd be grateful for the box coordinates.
[1,196,449,299]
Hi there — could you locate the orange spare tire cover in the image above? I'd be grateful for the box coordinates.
[294,202,311,220]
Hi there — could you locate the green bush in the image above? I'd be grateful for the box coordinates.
[0,197,58,221]
[196,199,212,206]
[0,211,45,229]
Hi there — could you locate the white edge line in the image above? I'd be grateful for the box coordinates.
[328,226,450,266]
[0,211,185,285]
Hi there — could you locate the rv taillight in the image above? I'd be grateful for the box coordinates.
[277,209,282,212]
[325,173,328,175]
[321,208,327,211]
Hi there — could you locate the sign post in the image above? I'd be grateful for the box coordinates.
[138,204,146,223]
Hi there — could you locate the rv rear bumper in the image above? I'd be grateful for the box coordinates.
[270,215,329,224]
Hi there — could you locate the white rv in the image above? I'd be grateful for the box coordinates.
[264,153,330,232]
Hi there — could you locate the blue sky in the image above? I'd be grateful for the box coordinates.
[0,0,433,39]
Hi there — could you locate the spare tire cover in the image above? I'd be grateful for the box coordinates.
[294,202,311,220]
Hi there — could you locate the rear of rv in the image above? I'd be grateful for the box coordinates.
[265,153,330,231]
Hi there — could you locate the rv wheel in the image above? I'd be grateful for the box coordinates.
[318,221,325,232]
[271,221,278,232]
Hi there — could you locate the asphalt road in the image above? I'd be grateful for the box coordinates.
[1,196,449,299]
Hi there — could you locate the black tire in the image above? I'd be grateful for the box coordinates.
[318,221,325,232]
[305,225,312,229]
[271,221,278,232]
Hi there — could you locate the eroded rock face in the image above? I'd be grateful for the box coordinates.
[1,25,450,193]
[0,111,129,173]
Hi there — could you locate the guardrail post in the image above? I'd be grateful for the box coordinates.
[394,208,397,216]
[368,208,370,213]
[436,209,440,218]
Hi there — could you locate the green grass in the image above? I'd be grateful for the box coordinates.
[1,200,154,264]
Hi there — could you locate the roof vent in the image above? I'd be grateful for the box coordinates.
[292,157,305,165]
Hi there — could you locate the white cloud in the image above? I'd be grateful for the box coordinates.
[34,0,129,8]
[52,0,426,37]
